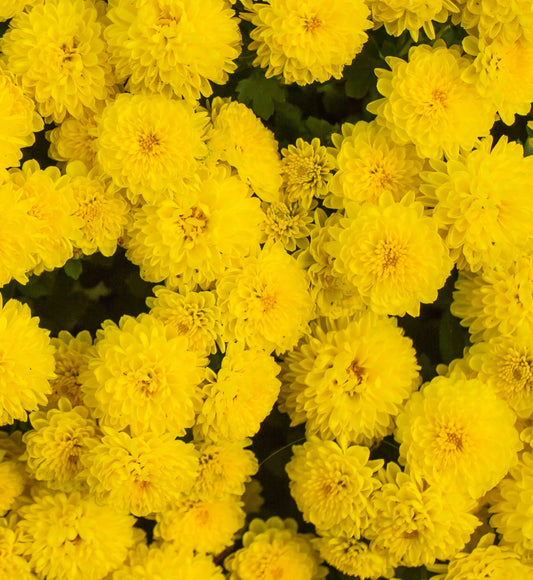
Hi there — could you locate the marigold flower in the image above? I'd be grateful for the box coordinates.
[81,313,206,437]
[105,0,241,101]
[0,0,115,123]
[396,375,521,500]
[242,0,372,85]
[368,42,496,160]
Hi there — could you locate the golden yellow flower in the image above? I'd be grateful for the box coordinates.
[0,524,36,580]
[0,0,37,21]
[0,454,26,516]
[260,198,314,252]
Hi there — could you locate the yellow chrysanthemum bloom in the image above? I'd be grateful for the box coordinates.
[0,68,43,171]
[451,253,533,342]
[0,524,36,580]
[225,517,327,580]
[217,242,315,353]
[331,193,452,317]
[22,398,99,492]
[47,110,99,169]
[368,0,459,41]
[462,36,533,125]
[367,462,479,567]
[423,137,533,272]
[242,0,371,85]
[16,490,135,580]
[260,198,314,252]
[125,165,263,289]
[0,298,55,426]
[194,344,281,442]
[286,437,382,536]
[9,160,83,275]
[83,427,199,517]
[0,453,26,516]
[396,375,521,500]
[96,92,209,203]
[281,138,334,208]
[193,439,258,500]
[155,496,246,554]
[280,314,420,446]
[112,543,225,580]
[0,0,37,21]
[209,98,282,202]
[80,313,206,437]
[368,42,496,160]
[316,534,392,580]
[328,120,424,206]
[105,0,241,101]
[147,286,222,356]
[0,0,115,123]
[432,533,533,580]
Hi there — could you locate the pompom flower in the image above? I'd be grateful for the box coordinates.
[0,297,55,426]
[105,0,242,100]
[80,313,206,437]
[260,198,314,252]
[396,375,522,500]
[368,42,496,160]
[242,0,372,85]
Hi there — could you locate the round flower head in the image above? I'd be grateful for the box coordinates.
[16,490,135,580]
[125,164,263,289]
[96,92,209,203]
[22,398,99,492]
[328,120,424,206]
[217,242,315,354]
[194,344,281,442]
[155,496,245,554]
[242,0,371,85]
[280,313,420,446]
[0,68,43,171]
[0,524,36,580]
[260,198,314,252]
[422,137,533,272]
[105,0,241,101]
[0,298,55,426]
[396,375,521,500]
[81,313,206,437]
[368,42,496,160]
[224,517,326,580]
[209,98,282,202]
[0,0,115,123]
[331,193,453,317]
[281,138,334,208]
[147,286,222,356]
[83,427,199,517]
[286,437,383,536]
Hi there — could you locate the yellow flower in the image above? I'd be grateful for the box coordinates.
[286,437,382,536]
[328,120,424,206]
[96,92,209,203]
[83,427,199,517]
[260,198,314,252]
[368,42,496,160]
[0,0,37,21]
[225,517,326,580]
[242,0,371,85]
[194,344,281,442]
[0,524,36,580]
[0,298,55,426]
[280,313,420,446]
[396,375,522,500]
[423,137,533,272]
[81,313,206,437]
[22,398,99,492]
[331,193,453,317]
[0,0,115,123]
[105,0,242,101]
[217,242,315,354]
[16,490,135,580]
[0,455,26,516]
[209,98,282,202]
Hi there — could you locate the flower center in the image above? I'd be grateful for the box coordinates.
[304,16,322,32]
[374,239,407,277]
[138,133,160,155]
[498,351,533,396]
[177,206,208,242]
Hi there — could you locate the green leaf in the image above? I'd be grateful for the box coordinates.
[64,259,83,280]
[439,309,468,365]
[236,70,286,120]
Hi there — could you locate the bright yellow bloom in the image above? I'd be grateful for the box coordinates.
[0,455,25,516]
[0,298,55,426]
[81,313,206,437]
[286,437,382,536]
[368,42,496,160]
[242,0,371,85]
[105,0,241,101]
[0,0,37,21]
[0,0,115,123]
[260,198,314,252]
[396,375,521,500]
[0,524,36,580]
